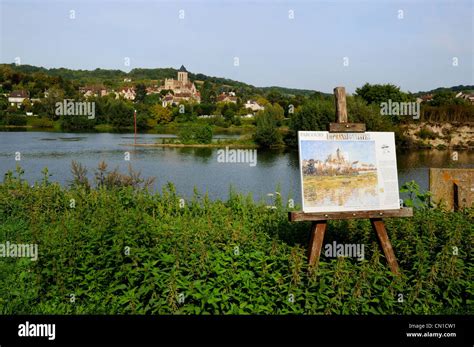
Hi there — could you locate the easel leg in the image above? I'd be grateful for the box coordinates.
[370,218,400,275]
[308,221,327,267]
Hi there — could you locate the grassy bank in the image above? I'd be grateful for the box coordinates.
[155,121,255,135]
[0,167,472,314]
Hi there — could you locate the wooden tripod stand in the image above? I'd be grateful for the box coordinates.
[289,87,413,274]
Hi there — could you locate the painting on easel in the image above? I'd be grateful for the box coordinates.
[298,131,400,213]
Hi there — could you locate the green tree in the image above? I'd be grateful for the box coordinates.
[222,104,236,123]
[160,89,174,96]
[150,104,172,124]
[355,83,410,105]
[266,90,284,105]
[21,99,33,112]
[265,103,285,125]
[200,81,216,103]
[44,86,65,120]
[135,83,147,103]
[108,99,134,128]
[347,96,394,131]
[143,93,162,105]
[286,99,334,147]
[254,109,283,148]
[0,95,9,112]
[195,103,215,116]
[430,91,467,106]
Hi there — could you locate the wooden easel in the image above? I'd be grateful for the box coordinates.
[289,87,413,275]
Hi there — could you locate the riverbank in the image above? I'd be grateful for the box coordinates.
[123,142,258,149]
[400,122,474,150]
[3,121,474,152]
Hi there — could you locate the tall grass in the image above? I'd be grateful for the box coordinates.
[0,165,472,314]
[419,104,474,123]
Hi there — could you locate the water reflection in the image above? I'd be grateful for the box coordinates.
[303,173,379,208]
[305,185,379,208]
[396,149,472,172]
[257,148,288,166]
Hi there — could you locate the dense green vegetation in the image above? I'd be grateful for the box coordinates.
[0,165,472,314]
[178,124,213,144]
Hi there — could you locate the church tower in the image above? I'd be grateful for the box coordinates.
[177,65,188,85]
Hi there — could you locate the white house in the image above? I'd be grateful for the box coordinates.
[117,87,136,101]
[217,92,237,103]
[8,90,29,107]
[79,86,108,98]
[455,91,474,105]
[244,100,265,112]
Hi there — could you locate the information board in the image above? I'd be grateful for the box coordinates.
[298,131,400,213]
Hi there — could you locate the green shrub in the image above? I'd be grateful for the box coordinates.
[177,126,194,144]
[28,116,54,128]
[0,165,472,314]
[194,125,213,144]
[1,114,27,126]
[416,127,438,140]
[178,125,213,144]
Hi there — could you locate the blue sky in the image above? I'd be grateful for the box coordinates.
[301,140,376,164]
[0,0,472,93]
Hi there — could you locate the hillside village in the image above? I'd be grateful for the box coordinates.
[5,65,267,118]
[0,63,473,149]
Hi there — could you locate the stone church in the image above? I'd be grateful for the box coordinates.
[161,65,201,106]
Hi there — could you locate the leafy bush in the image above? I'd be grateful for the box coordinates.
[416,127,438,140]
[0,166,472,314]
[194,125,213,144]
[177,127,194,144]
[60,114,95,130]
[178,125,213,144]
[0,114,27,126]
[27,116,54,128]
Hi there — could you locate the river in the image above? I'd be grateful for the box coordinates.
[0,131,472,204]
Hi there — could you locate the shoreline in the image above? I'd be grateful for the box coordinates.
[2,124,473,151]
[121,143,258,149]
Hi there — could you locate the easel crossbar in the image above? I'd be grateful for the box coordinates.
[289,208,413,222]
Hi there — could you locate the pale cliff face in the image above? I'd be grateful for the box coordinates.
[401,122,474,149]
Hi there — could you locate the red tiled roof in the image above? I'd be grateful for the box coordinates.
[10,90,29,98]
[174,92,192,98]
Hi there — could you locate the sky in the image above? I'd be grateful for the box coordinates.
[0,0,472,93]
[301,140,376,164]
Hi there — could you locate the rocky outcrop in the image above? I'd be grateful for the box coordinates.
[400,122,474,150]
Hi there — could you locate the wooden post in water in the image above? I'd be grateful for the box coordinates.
[134,109,137,145]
